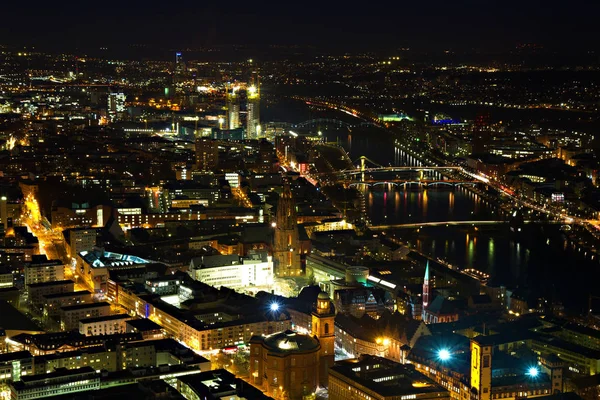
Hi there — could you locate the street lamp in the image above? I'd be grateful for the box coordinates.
[527,367,539,378]
[270,302,280,312]
[437,348,451,361]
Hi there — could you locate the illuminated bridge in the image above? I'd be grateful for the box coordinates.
[370,220,509,229]
[317,156,480,187]
[292,118,377,129]
[346,180,478,188]
[369,220,561,230]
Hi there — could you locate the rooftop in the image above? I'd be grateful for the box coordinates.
[177,368,270,400]
[60,301,111,312]
[126,318,163,332]
[252,329,320,354]
[331,355,448,398]
[79,250,149,268]
[43,290,91,300]
[27,280,74,289]
[79,313,132,324]
[0,300,42,332]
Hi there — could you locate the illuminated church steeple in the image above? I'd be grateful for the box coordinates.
[422,261,430,320]
[273,181,301,277]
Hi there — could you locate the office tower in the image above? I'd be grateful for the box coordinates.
[246,71,260,138]
[472,113,491,154]
[226,86,240,129]
[174,52,185,90]
[195,138,219,171]
[107,92,126,121]
[273,182,301,277]
[175,52,184,74]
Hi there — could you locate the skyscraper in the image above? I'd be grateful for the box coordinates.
[195,138,219,171]
[273,182,301,277]
[226,86,240,130]
[174,52,185,90]
[175,52,184,73]
[246,71,260,138]
[107,92,126,121]
[472,113,491,154]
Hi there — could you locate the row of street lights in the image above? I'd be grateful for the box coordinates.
[436,348,540,378]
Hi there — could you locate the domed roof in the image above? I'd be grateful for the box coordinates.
[317,291,330,300]
[263,330,320,354]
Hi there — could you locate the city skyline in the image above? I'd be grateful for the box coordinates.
[1,6,600,400]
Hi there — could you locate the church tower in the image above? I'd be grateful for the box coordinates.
[273,181,301,277]
[312,291,335,388]
[470,337,492,400]
[421,261,431,321]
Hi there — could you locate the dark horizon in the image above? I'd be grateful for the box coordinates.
[2,0,600,55]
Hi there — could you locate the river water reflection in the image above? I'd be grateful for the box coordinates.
[262,98,598,313]
[323,129,598,313]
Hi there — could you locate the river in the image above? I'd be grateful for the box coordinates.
[263,96,600,314]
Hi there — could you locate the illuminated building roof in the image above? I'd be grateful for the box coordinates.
[257,329,320,354]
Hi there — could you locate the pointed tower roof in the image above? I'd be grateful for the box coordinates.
[424,261,430,281]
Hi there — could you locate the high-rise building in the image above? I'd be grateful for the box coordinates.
[174,52,185,90]
[107,92,126,121]
[175,52,184,74]
[227,87,240,129]
[195,138,219,171]
[273,182,301,277]
[472,113,492,154]
[246,71,260,138]
[311,291,335,387]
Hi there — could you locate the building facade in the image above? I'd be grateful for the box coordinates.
[79,314,133,336]
[60,302,111,331]
[250,330,321,400]
[273,182,301,277]
[188,252,273,290]
[24,258,64,286]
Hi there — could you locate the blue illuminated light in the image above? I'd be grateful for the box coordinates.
[438,349,451,361]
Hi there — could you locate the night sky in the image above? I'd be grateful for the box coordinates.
[2,0,600,53]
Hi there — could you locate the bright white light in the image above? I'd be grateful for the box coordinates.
[438,349,451,361]
[270,303,280,312]
[528,367,539,377]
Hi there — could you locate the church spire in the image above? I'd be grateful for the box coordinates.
[273,180,301,277]
[422,261,431,314]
